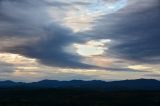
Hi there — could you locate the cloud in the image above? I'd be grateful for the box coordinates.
[84,0,160,64]
[110,5,160,63]
[0,0,145,71]
[1,0,158,70]
[3,27,98,69]
[146,74,160,77]
[0,0,100,69]
[104,67,147,72]
[144,74,160,78]
[0,61,15,73]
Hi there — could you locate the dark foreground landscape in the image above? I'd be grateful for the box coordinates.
[0,79,160,106]
[0,89,160,106]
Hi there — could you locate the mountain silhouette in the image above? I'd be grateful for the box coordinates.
[0,79,160,91]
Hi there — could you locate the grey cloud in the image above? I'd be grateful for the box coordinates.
[144,74,160,78]
[105,67,147,72]
[0,0,99,69]
[84,0,160,64]
[3,24,99,69]
[0,61,15,73]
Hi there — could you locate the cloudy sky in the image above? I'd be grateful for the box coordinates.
[0,0,160,82]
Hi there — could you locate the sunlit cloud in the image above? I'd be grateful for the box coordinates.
[48,0,128,32]
[87,56,113,67]
[74,39,111,57]
[127,64,160,74]
[128,65,151,71]
[0,53,36,65]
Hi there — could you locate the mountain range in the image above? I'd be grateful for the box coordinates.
[0,79,160,91]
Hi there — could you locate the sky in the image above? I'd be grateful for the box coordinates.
[0,0,160,82]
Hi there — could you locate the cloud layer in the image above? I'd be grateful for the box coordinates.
[0,0,160,81]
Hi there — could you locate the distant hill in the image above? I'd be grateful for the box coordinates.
[0,79,160,91]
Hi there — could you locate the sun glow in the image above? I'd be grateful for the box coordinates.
[74,39,111,57]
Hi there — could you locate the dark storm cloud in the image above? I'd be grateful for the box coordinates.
[110,5,160,63]
[3,23,99,69]
[0,0,49,38]
[0,0,99,69]
[85,0,160,64]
